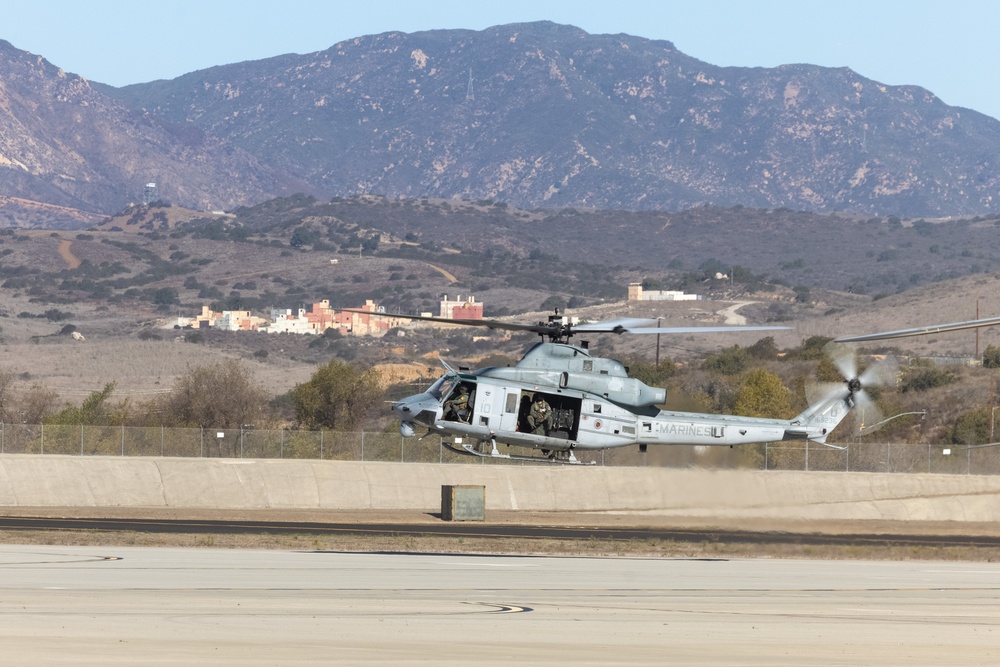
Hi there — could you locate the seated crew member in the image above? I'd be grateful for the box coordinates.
[527,393,553,435]
[443,385,472,422]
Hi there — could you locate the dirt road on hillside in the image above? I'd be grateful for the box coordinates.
[58,239,81,269]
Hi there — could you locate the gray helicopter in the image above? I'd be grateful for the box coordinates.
[378,310,885,464]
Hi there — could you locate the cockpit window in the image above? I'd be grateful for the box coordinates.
[427,375,459,400]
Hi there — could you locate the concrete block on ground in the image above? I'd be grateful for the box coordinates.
[441,485,485,521]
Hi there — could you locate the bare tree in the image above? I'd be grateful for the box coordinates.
[17,384,61,425]
[162,360,270,429]
[291,359,384,430]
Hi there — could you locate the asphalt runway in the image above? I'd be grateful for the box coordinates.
[0,546,998,665]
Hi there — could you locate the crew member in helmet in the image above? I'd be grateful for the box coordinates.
[443,385,472,422]
[527,393,553,435]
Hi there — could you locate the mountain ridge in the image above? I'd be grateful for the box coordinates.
[4,22,1000,222]
[0,39,314,226]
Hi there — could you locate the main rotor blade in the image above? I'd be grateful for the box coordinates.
[340,310,550,334]
[344,309,790,337]
[617,325,792,335]
[834,315,1000,343]
[573,317,662,332]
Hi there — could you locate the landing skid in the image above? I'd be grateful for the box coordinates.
[442,440,595,465]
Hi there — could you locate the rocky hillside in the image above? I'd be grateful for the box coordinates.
[6,22,1000,225]
[0,40,309,227]
[99,195,1000,296]
[112,22,1000,218]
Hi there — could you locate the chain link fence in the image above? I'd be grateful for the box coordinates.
[1,423,998,473]
[760,440,1000,474]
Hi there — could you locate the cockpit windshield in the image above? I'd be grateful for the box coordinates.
[427,374,459,400]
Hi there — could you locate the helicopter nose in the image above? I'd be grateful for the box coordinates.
[392,393,439,425]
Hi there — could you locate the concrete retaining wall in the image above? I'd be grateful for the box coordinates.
[2,455,1000,522]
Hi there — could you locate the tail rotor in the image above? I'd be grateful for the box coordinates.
[810,343,898,436]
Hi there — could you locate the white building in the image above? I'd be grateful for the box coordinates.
[627,283,700,301]
[263,308,314,335]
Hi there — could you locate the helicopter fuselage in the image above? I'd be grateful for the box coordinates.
[392,342,850,454]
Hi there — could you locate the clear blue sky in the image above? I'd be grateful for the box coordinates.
[5,1,999,119]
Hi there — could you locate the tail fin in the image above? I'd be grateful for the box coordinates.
[786,390,853,444]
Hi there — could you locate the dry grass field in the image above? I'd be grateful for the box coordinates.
[0,290,316,405]
[0,336,316,403]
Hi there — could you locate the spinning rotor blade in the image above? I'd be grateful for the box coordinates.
[834,315,1000,343]
[805,381,844,406]
[851,389,884,436]
[858,355,898,389]
[812,343,897,436]
[824,342,857,383]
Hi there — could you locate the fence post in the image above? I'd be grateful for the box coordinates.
[280,429,284,459]
[121,424,124,456]
[320,429,324,460]
[361,431,365,461]
[1,421,3,454]
[200,427,204,458]
[805,441,809,471]
[41,423,44,455]
[161,425,164,457]
[765,443,769,470]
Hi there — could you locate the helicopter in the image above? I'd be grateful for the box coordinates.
[363,309,889,464]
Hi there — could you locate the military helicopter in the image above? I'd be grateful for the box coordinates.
[367,309,889,464]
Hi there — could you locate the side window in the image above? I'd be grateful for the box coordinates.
[593,403,602,414]
[505,393,518,414]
